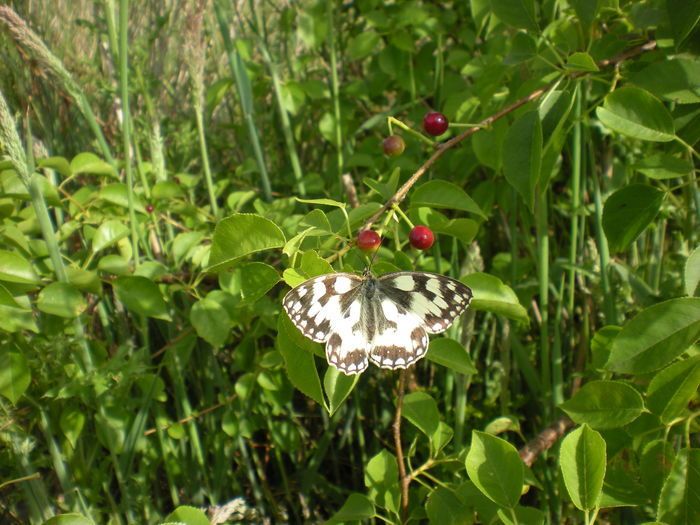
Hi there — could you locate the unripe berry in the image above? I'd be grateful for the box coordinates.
[409,225,434,250]
[423,111,449,136]
[357,230,381,251]
[382,135,405,156]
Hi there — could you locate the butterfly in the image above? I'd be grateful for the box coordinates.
[283,270,473,375]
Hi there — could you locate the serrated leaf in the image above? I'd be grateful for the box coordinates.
[465,430,523,508]
[0,350,30,404]
[559,380,644,429]
[113,276,171,321]
[427,338,477,375]
[559,424,606,510]
[602,184,664,253]
[461,272,529,323]
[596,87,675,142]
[37,282,87,318]
[208,213,286,272]
[606,298,700,374]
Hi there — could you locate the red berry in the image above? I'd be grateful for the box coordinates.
[382,135,405,157]
[409,225,434,250]
[357,230,381,251]
[146,204,155,213]
[423,111,449,136]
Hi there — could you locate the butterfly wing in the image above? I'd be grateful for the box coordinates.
[282,273,363,342]
[368,296,429,369]
[378,272,473,334]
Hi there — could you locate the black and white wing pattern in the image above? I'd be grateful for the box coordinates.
[282,271,473,375]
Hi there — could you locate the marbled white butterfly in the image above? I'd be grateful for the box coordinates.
[283,271,473,375]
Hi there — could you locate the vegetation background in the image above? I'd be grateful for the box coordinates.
[0,0,698,524]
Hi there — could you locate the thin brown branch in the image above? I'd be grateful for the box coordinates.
[143,393,236,436]
[361,40,657,231]
[518,415,574,467]
[341,173,359,208]
[393,369,409,522]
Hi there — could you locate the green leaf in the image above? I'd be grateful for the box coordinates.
[606,298,700,374]
[491,0,538,32]
[0,350,30,403]
[276,315,324,407]
[559,380,644,429]
[347,30,381,60]
[70,152,117,178]
[113,276,171,321]
[0,304,38,333]
[0,249,40,284]
[596,87,675,142]
[326,493,375,523]
[666,0,700,47]
[412,208,479,245]
[410,180,486,218]
[402,392,440,437]
[633,154,694,180]
[152,180,185,200]
[323,366,359,416]
[640,439,676,504]
[37,282,87,318]
[657,448,700,524]
[60,405,86,449]
[98,183,146,212]
[559,424,606,511]
[461,272,529,323]
[497,506,545,525]
[503,110,542,210]
[300,250,333,277]
[629,58,700,104]
[37,156,71,177]
[162,505,210,525]
[566,52,599,72]
[602,184,664,253]
[208,213,286,272]
[686,246,700,296]
[427,338,477,375]
[240,262,279,303]
[190,298,231,347]
[425,487,471,525]
[647,355,700,424]
[569,0,600,29]
[465,430,524,509]
[364,449,400,514]
[91,220,131,254]
[42,514,94,525]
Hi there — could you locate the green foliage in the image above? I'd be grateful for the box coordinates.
[0,0,698,524]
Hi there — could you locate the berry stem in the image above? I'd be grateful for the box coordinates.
[391,203,414,229]
[388,116,435,146]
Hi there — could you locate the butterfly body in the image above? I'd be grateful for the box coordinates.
[283,271,473,375]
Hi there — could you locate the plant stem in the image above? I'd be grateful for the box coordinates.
[536,191,551,411]
[194,102,219,216]
[327,0,343,184]
[119,0,139,268]
[393,370,409,522]
[568,87,582,314]
[591,151,616,324]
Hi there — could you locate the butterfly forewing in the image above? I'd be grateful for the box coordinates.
[282,270,473,375]
[378,272,473,334]
[282,273,363,343]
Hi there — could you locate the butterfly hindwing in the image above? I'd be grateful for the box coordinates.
[368,298,429,369]
[282,273,363,343]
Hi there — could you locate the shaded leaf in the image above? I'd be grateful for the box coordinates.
[427,338,477,375]
[323,366,359,416]
[0,350,30,404]
[410,180,486,218]
[646,355,700,424]
[559,380,644,429]
[326,493,375,523]
[37,282,87,318]
[602,184,664,253]
[113,276,171,321]
[657,449,700,524]
[503,110,542,210]
[402,392,440,437]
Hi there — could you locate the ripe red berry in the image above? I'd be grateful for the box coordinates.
[409,225,434,250]
[146,204,155,213]
[423,111,449,136]
[382,135,405,157]
[357,230,381,251]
